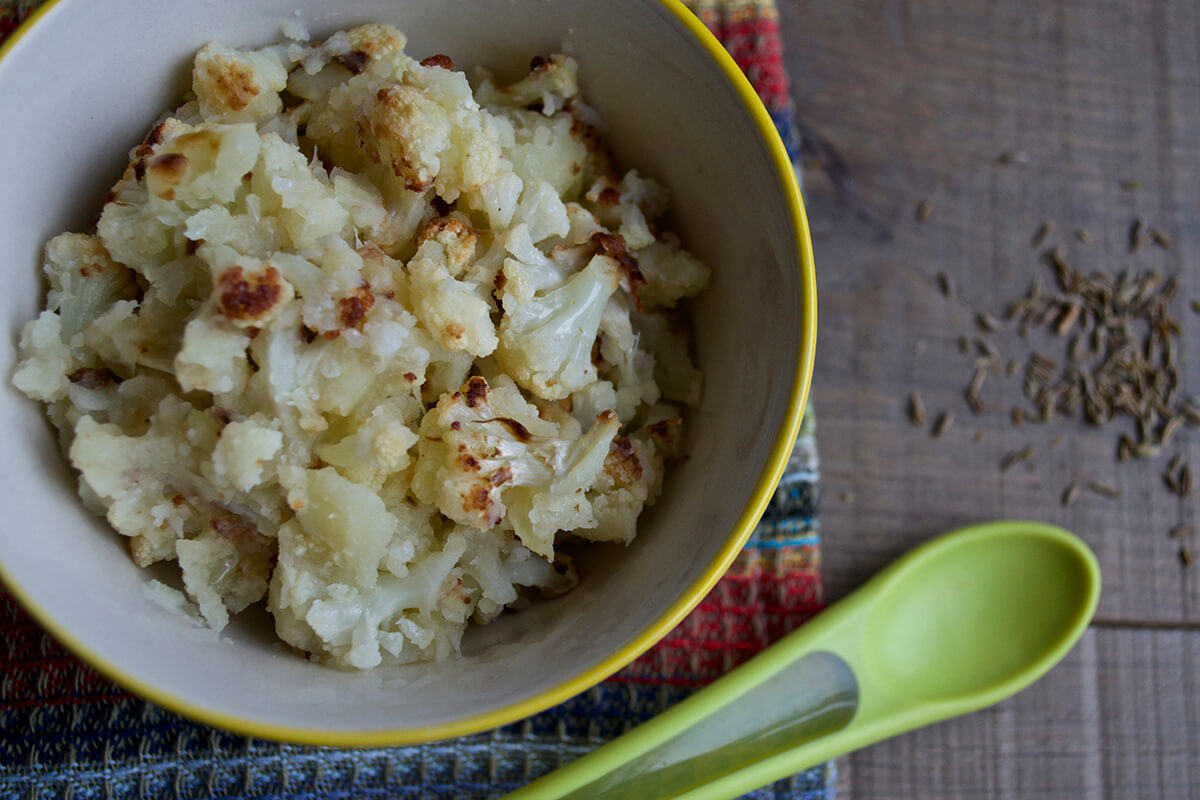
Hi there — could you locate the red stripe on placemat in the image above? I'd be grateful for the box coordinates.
[1,593,130,709]
[0,3,26,44]
[695,16,793,110]
[3,692,133,711]
[614,570,823,687]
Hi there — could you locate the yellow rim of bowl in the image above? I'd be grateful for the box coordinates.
[0,0,816,746]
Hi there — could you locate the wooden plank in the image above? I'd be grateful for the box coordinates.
[776,0,1200,622]
[1094,626,1200,797]
[832,627,1200,799]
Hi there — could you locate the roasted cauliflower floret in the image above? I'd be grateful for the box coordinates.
[407,218,498,355]
[634,310,704,406]
[250,133,351,249]
[413,376,619,558]
[476,54,580,115]
[500,111,587,201]
[314,398,419,489]
[213,263,295,329]
[210,417,284,492]
[144,123,262,207]
[174,308,253,396]
[41,233,139,346]
[585,170,670,250]
[598,297,661,422]
[13,312,73,403]
[192,42,288,123]
[346,23,408,64]
[496,253,623,400]
[359,62,519,211]
[497,224,577,305]
[583,435,664,545]
[634,235,712,310]
[361,83,452,192]
[177,526,273,630]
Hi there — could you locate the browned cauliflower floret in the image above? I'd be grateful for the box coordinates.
[346,23,409,65]
[582,434,664,545]
[361,83,452,192]
[407,218,498,356]
[585,170,670,250]
[476,54,580,115]
[192,42,288,122]
[632,235,712,310]
[214,264,295,328]
[413,375,619,558]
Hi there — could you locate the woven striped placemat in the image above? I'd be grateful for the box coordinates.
[0,2,829,797]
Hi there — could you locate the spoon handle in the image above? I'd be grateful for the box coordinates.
[501,597,870,800]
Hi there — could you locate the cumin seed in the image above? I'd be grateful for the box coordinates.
[937,272,954,299]
[976,312,1001,334]
[934,411,955,437]
[909,392,926,427]
[1001,446,1036,471]
[1129,217,1146,252]
[916,199,934,222]
[1032,221,1055,248]
[966,369,988,414]
[1118,434,1134,462]
[1162,416,1183,448]
[1087,480,1121,499]
[976,338,1000,360]
[1055,303,1081,336]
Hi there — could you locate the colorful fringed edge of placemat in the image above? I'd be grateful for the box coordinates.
[0,0,828,797]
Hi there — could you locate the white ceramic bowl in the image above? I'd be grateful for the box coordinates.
[0,0,815,744]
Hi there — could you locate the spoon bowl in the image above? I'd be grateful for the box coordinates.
[863,523,1099,702]
[505,521,1100,800]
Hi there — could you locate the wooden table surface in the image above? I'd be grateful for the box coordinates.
[777,1,1200,797]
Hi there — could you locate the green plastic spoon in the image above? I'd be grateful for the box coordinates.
[503,520,1100,800]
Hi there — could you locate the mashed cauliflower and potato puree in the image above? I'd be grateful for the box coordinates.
[11,24,710,669]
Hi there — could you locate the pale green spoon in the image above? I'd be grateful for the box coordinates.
[503,520,1100,800]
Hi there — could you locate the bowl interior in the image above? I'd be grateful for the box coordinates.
[0,0,810,741]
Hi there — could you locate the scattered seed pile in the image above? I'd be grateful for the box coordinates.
[912,206,1196,567]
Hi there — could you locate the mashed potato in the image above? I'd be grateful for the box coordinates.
[12,24,709,668]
